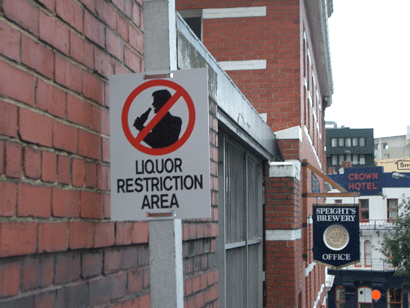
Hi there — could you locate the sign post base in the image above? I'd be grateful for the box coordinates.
[149,219,183,308]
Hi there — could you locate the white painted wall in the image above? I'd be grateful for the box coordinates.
[325,187,410,271]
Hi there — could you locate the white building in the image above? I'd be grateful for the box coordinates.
[325,168,410,307]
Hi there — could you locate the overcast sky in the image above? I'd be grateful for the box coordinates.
[325,0,410,138]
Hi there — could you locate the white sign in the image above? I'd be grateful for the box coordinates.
[109,68,211,220]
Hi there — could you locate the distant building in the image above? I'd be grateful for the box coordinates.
[325,124,374,173]
[326,167,410,308]
[374,126,410,159]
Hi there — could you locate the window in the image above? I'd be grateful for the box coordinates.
[374,144,379,150]
[388,288,402,308]
[339,155,344,164]
[388,199,399,221]
[364,240,372,267]
[335,286,345,308]
[359,199,369,222]
[179,10,202,40]
[352,155,359,165]
[358,287,372,308]
[331,138,338,147]
[217,137,263,308]
[345,138,351,147]
[355,239,362,266]
[383,143,389,150]
[360,137,366,147]
[345,154,351,162]
[409,290,410,307]
[338,138,344,147]
[332,155,338,166]
[359,155,366,165]
[352,137,359,147]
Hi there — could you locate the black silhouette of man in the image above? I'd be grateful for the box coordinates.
[133,89,182,148]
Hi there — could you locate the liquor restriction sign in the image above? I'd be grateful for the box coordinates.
[109,68,211,220]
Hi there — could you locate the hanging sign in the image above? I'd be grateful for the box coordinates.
[313,204,360,268]
[109,68,211,220]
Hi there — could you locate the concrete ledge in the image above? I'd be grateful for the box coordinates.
[265,229,302,241]
[218,59,267,71]
[203,6,267,19]
[274,126,302,141]
[269,160,301,180]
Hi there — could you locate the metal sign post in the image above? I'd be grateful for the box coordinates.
[145,0,181,306]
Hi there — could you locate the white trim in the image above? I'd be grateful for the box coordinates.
[305,261,316,276]
[259,113,267,123]
[313,284,325,308]
[203,6,266,19]
[325,273,335,290]
[269,160,301,180]
[307,49,312,67]
[274,125,303,142]
[218,59,267,71]
[303,125,322,169]
[265,229,302,241]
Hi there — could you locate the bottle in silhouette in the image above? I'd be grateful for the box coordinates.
[133,108,151,130]
[133,89,182,148]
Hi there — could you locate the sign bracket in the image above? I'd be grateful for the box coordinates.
[301,159,360,261]
[144,71,174,80]
[146,211,177,218]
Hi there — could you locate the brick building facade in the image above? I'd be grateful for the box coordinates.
[1,0,334,307]
[177,0,333,307]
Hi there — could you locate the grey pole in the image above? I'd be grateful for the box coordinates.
[144,0,177,72]
[143,0,183,307]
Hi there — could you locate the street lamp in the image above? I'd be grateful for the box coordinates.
[392,172,410,179]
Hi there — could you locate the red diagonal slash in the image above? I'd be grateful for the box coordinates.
[134,90,183,144]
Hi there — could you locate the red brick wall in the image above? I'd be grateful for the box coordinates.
[182,98,219,308]
[1,0,219,306]
[0,0,149,306]
[177,0,301,133]
[265,175,305,307]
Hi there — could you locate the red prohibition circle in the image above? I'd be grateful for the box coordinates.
[121,79,196,156]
